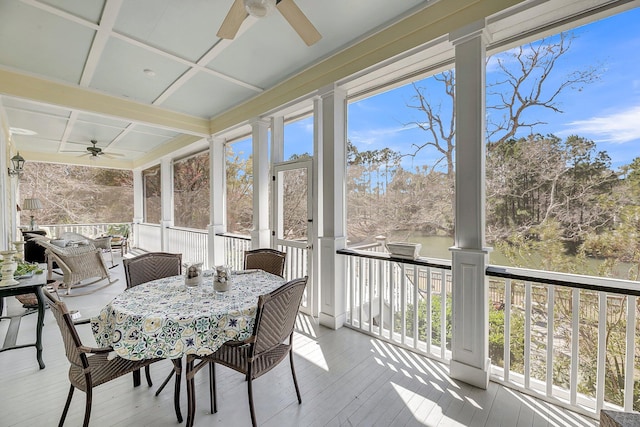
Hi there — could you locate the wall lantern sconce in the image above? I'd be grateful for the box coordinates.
[8,152,26,177]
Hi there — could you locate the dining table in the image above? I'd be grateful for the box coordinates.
[90,269,286,422]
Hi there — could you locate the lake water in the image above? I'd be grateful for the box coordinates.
[385,232,635,279]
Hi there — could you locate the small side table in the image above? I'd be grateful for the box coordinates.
[0,273,51,369]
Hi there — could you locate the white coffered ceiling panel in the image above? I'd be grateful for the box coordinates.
[0,1,94,83]
[90,37,191,104]
[39,0,105,22]
[114,0,225,63]
[114,128,177,153]
[161,71,260,118]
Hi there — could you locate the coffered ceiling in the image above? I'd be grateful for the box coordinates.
[0,0,432,168]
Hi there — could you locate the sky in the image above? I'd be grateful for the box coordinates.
[232,7,640,172]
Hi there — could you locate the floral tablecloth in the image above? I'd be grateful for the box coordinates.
[91,270,285,360]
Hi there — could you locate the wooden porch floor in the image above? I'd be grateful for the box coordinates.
[0,254,599,426]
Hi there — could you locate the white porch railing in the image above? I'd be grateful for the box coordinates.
[339,248,640,419]
[165,227,208,266]
[136,223,162,252]
[220,233,251,270]
[339,248,453,363]
[134,228,306,274]
[218,233,309,282]
[486,266,640,419]
[39,222,130,239]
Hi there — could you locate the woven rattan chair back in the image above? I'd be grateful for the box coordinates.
[123,252,182,288]
[252,276,307,354]
[243,248,286,277]
[44,290,85,369]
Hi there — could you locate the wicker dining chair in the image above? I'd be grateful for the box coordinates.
[123,252,182,289]
[44,290,162,427]
[123,252,183,395]
[243,248,286,277]
[185,276,307,427]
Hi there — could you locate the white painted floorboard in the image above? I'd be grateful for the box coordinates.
[0,254,598,426]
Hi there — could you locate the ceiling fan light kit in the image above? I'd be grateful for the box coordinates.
[218,0,321,46]
[244,0,276,17]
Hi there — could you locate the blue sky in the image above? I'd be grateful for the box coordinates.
[233,7,640,172]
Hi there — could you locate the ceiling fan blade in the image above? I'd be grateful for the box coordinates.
[276,0,321,46]
[217,0,247,39]
[102,152,125,158]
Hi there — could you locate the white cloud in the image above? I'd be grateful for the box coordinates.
[349,124,418,146]
[561,105,640,143]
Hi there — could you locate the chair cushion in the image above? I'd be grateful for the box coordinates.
[59,232,89,245]
[51,239,67,247]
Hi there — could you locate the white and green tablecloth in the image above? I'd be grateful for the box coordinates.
[91,270,284,360]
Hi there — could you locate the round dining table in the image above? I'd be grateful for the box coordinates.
[91,269,286,361]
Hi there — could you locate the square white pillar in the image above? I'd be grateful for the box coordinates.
[317,84,347,329]
[251,119,271,248]
[449,20,492,389]
[209,137,226,268]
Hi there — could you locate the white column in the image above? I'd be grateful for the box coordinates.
[131,168,143,250]
[310,96,323,318]
[318,84,347,329]
[160,157,173,251]
[0,129,13,249]
[271,116,284,163]
[449,20,492,389]
[208,136,226,268]
[251,119,270,249]
[270,116,284,247]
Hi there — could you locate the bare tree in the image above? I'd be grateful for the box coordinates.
[405,72,455,181]
[487,32,601,144]
[403,32,603,238]
[19,163,133,227]
[406,32,601,177]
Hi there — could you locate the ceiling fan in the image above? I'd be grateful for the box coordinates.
[218,0,321,46]
[68,140,124,159]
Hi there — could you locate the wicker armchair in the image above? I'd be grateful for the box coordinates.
[58,231,115,267]
[185,276,307,427]
[243,248,286,277]
[123,252,183,397]
[43,290,163,427]
[33,236,116,295]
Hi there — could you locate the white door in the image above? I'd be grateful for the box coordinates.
[272,159,314,315]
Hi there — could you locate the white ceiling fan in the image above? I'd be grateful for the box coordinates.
[218,0,322,46]
[66,139,125,159]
